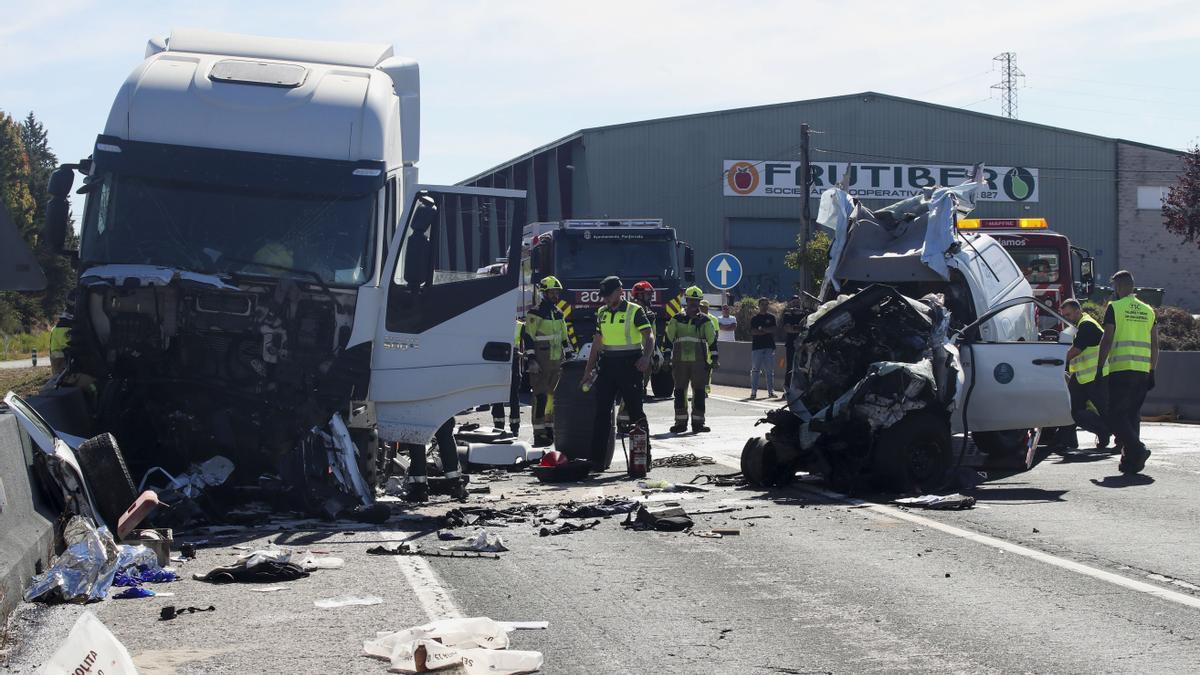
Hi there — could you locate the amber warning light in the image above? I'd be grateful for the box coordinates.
[958,218,1047,230]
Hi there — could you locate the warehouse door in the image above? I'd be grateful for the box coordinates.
[727,218,802,298]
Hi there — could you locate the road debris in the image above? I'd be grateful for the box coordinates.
[38,611,137,675]
[555,498,638,519]
[539,520,600,537]
[712,528,741,536]
[637,479,711,493]
[441,530,509,553]
[893,494,977,510]
[315,595,384,609]
[24,516,161,603]
[623,504,694,532]
[362,616,543,674]
[192,550,309,584]
[651,453,715,468]
[689,472,747,487]
[159,605,216,621]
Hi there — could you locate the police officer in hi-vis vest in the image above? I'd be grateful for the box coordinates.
[582,276,655,469]
[1060,298,1110,448]
[1097,270,1159,475]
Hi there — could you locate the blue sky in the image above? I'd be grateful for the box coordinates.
[3,0,1197,195]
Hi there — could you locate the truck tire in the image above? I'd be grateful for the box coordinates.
[741,436,794,487]
[74,433,137,534]
[972,429,1030,457]
[650,369,674,399]
[871,412,952,493]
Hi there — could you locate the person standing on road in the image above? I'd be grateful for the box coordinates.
[583,276,655,469]
[1097,270,1159,474]
[780,296,807,391]
[619,281,659,426]
[525,276,574,447]
[717,304,738,342]
[749,298,778,399]
[1060,299,1111,449]
[666,288,717,433]
[492,318,524,434]
[404,418,467,503]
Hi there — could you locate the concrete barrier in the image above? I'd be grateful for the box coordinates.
[0,412,56,622]
[711,340,789,390]
[1144,351,1200,419]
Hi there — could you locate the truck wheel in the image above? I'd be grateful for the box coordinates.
[871,412,952,493]
[74,433,137,534]
[972,429,1030,457]
[741,436,794,487]
[650,369,674,399]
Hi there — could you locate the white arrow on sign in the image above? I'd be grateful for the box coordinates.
[716,258,733,286]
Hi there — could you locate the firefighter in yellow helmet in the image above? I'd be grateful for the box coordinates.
[665,286,716,433]
[525,276,574,446]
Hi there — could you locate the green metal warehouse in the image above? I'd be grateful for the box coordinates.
[459,92,1195,309]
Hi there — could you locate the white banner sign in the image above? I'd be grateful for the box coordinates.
[723,160,1039,202]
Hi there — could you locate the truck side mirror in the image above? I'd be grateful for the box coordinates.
[1079,257,1094,296]
[43,166,75,253]
[682,244,695,283]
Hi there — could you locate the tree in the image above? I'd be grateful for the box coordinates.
[784,230,832,293]
[21,112,76,320]
[1163,145,1200,245]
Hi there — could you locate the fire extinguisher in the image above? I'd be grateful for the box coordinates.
[628,419,650,478]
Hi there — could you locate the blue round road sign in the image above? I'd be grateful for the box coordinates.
[705,253,743,290]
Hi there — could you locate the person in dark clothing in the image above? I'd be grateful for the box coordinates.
[582,276,655,470]
[1097,270,1160,475]
[749,299,778,399]
[780,295,807,391]
[404,418,466,502]
[1060,299,1110,448]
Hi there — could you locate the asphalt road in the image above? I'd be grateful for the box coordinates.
[3,385,1200,673]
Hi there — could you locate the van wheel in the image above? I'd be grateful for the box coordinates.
[741,436,794,487]
[650,370,674,399]
[871,412,952,493]
[75,433,137,534]
[972,429,1030,457]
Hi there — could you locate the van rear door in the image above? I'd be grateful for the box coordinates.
[370,185,526,445]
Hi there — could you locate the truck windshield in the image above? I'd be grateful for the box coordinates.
[556,235,677,280]
[1008,248,1061,284]
[81,174,374,286]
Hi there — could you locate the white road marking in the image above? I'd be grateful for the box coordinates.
[384,532,464,621]
[692,414,1200,611]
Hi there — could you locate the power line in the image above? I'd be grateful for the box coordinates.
[991,52,1025,119]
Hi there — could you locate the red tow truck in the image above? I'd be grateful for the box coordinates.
[958,218,1095,331]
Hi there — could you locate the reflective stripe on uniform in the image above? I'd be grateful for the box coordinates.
[599,301,647,352]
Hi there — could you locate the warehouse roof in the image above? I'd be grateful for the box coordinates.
[460,91,1182,184]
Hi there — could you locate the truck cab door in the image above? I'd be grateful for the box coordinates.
[371,185,526,445]
[954,296,1074,433]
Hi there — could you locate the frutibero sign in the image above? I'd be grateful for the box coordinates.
[723,160,1039,202]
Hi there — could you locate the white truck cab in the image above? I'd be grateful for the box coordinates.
[40,30,525,493]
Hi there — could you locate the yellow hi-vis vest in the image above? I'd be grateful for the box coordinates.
[1107,295,1155,374]
[1068,313,1106,384]
[49,326,69,356]
[597,301,649,353]
[666,313,715,363]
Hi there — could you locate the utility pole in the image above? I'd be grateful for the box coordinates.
[991,52,1024,119]
[799,122,812,294]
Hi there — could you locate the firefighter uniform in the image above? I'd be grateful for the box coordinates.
[666,292,716,432]
[587,278,653,469]
[1103,292,1156,473]
[1066,311,1110,443]
[492,319,523,433]
[526,291,573,447]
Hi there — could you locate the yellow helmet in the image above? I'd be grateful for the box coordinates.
[539,275,563,291]
[684,286,704,300]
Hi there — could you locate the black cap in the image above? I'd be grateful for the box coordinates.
[600,276,622,296]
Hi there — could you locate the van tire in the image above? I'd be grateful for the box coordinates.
[741,436,794,487]
[75,433,137,534]
[871,412,952,493]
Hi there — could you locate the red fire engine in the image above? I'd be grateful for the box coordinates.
[958,218,1095,331]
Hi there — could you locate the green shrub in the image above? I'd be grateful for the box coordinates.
[0,329,52,361]
[1156,306,1200,351]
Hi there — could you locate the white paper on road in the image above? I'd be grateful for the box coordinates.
[314,595,383,609]
[461,648,544,674]
[37,611,138,675]
[363,617,544,674]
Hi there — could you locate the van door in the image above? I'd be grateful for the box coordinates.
[955,297,1073,433]
[370,185,526,445]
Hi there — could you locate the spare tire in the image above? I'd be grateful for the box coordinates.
[75,433,137,534]
[871,412,952,493]
[741,436,793,487]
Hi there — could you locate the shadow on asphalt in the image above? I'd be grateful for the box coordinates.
[965,486,1069,503]
[1052,449,1118,464]
[1090,474,1156,488]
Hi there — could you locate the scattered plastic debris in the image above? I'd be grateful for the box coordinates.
[24,517,163,603]
[159,605,216,621]
[892,494,977,510]
[438,530,466,541]
[363,617,543,674]
[193,550,309,584]
[113,586,156,599]
[622,505,693,532]
[249,586,290,593]
[315,595,384,609]
[539,520,600,537]
[651,453,715,468]
[442,530,508,553]
[637,480,710,493]
[556,498,638,519]
[38,611,137,675]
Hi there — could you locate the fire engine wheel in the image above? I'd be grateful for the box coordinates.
[871,412,952,493]
[741,436,794,487]
[972,429,1031,457]
[650,369,674,399]
[74,433,137,533]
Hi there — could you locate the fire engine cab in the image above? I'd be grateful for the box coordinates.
[958,218,1095,331]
